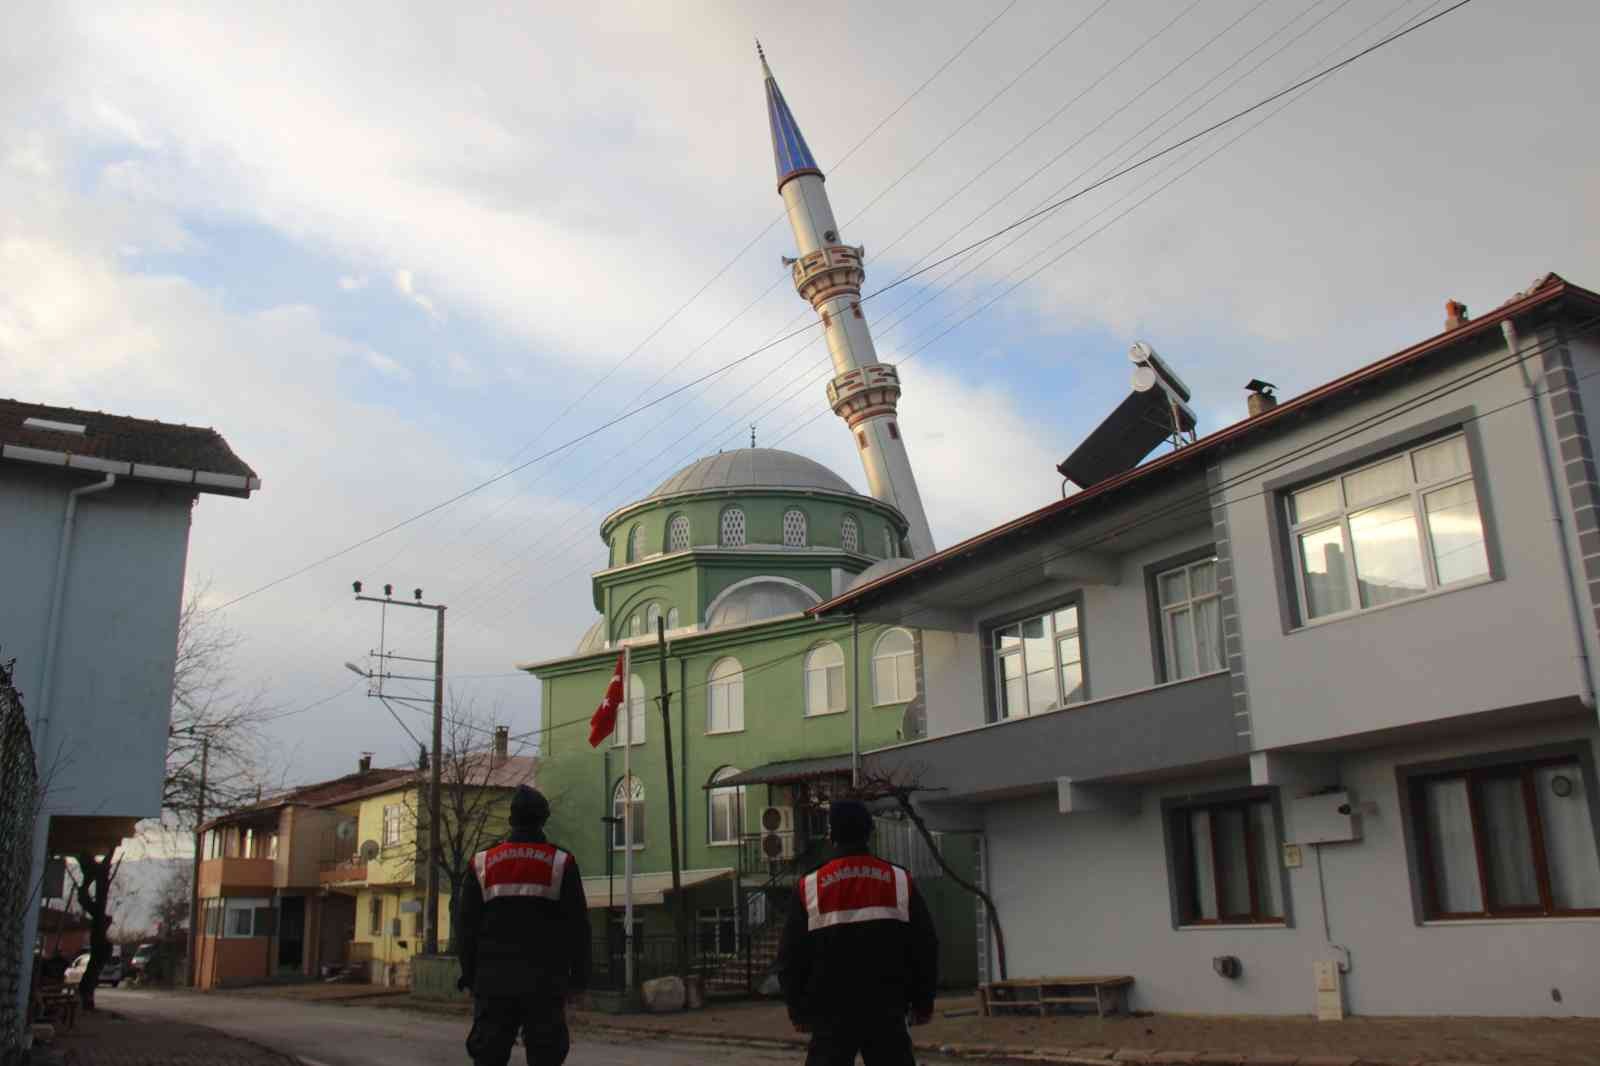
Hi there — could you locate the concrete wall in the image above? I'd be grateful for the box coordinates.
[0,466,192,819]
[1221,328,1591,751]
[980,717,1600,1016]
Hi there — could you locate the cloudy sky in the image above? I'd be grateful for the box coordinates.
[4,0,1596,794]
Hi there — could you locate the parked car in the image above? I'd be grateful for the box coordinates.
[128,941,179,983]
[64,950,122,987]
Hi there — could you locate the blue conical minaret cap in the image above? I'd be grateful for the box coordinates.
[758,41,822,191]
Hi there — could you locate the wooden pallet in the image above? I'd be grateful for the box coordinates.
[978,975,1133,1018]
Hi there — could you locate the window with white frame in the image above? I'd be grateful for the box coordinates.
[1156,557,1224,680]
[666,607,680,629]
[1409,755,1600,919]
[872,628,916,705]
[224,898,275,939]
[804,642,846,716]
[706,658,744,733]
[612,776,645,849]
[668,514,691,552]
[628,612,643,639]
[626,524,642,563]
[720,508,746,547]
[1171,795,1285,925]
[707,766,746,845]
[991,604,1084,719]
[382,804,402,848]
[697,907,739,956]
[612,674,646,746]
[782,508,807,547]
[841,514,860,553]
[1287,433,1489,622]
[644,603,662,634]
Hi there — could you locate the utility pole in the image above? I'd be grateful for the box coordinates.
[348,581,447,957]
[656,618,686,974]
[187,734,209,988]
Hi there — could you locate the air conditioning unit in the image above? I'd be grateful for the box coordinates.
[761,831,796,862]
[761,806,794,833]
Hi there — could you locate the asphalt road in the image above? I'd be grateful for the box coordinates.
[100,988,940,1065]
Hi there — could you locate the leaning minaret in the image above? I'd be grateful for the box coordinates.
[760,44,936,559]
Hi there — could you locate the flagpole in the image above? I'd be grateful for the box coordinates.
[622,643,635,994]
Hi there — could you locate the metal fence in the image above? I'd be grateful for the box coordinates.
[0,655,39,1066]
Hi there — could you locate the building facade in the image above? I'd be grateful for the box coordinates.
[815,275,1600,1016]
[1,399,257,1019]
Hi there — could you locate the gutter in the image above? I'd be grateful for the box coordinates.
[0,445,260,495]
[1504,319,1598,708]
[34,474,118,753]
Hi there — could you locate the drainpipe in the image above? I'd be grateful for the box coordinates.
[1505,320,1597,708]
[34,473,118,753]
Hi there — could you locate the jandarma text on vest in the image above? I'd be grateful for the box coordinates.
[817,864,893,889]
[487,845,554,869]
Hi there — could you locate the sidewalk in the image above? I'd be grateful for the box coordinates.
[43,1009,297,1066]
[574,996,1600,1066]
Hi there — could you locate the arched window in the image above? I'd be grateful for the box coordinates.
[841,514,860,553]
[707,766,746,846]
[782,508,807,548]
[666,607,681,629]
[611,776,644,849]
[720,508,746,548]
[882,528,896,559]
[707,658,744,733]
[626,524,642,563]
[668,514,691,552]
[628,612,643,638]
[644,603,662,634]
[804,642,846,716]
[872,628,917,705]
[613,674,646,746]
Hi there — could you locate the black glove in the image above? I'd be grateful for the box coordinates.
[457,975,473,993]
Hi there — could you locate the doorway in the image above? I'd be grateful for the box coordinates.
[278,896,305,972]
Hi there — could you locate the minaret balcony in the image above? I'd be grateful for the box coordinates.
[793,244,866,305]
[828,364,902,424]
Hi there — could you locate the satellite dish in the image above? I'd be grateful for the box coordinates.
[336,821,356,842]
[359,839,381,862]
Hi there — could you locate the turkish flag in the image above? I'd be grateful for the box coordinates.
[588,653,626,748]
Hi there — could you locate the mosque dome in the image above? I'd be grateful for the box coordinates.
[705,578,820,629]
[573,617,606,655]
[845,557,913,591]
[647,448,857,500]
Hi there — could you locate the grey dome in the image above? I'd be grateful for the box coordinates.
[845,557,913,591]
[574,617,606,655]
[706,579,820,629]
[649,449,857,499]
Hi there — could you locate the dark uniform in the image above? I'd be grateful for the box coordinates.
[777,801,939,1066]
[455,787,590,1066]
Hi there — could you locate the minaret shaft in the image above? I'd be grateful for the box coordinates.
[763,56,936,558]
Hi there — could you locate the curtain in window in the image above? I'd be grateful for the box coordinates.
[1249,801,1283,919]
[1533,766,1600,908]
[1423,778,1482,913]
[1189,810,1218,920]
[1479,775,1539,908]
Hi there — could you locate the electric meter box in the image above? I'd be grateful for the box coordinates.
[1291,791,1360,844]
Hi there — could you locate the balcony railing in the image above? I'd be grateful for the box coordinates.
[319,858,369,885]
[198,856,276,894]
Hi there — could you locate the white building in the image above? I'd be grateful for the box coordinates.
[1,399,258,1025]
[814,274,1600,1016]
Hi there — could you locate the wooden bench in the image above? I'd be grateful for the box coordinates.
[978,975,1133,1018]
[31,978,79,1032]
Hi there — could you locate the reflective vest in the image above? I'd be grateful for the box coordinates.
[800,855,910,931]
[472,842,569,902]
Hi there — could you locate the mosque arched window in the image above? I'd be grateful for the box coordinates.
[804,643,846,717]
[668,514,691,552]
[720,508,746,548]
[882,528,896,560]
[644,603,662,634]
[666,607,681,629]
[707,658,744,734]
[707,767,746,846]
[782,509,807,548]
[626,524,642,563]
[841,514,859,554]
[611,776,644,849]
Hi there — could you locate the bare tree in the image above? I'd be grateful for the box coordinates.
[855,763,1009,981]
[400,695,540,952]
[69,851,121,1009]
[151,863,192,940]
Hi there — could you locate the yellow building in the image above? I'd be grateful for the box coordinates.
[321,739,536,987]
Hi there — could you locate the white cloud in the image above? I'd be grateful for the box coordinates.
[338,274,369,291]
[364,349,411,380]
[393,267,442,320]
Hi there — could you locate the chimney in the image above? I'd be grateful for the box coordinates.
[358,752,373,774]
[1445,299,1469,331]
[493,726,509,761]
[1245,379,1278,417]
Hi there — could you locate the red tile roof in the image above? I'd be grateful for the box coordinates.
[202,767,412,830]
[814,272,1600,617]
[0,398,258,495]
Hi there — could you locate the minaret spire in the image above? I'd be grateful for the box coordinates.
[756,47,936,558]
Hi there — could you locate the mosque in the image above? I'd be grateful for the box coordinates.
[523,48,978,991]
